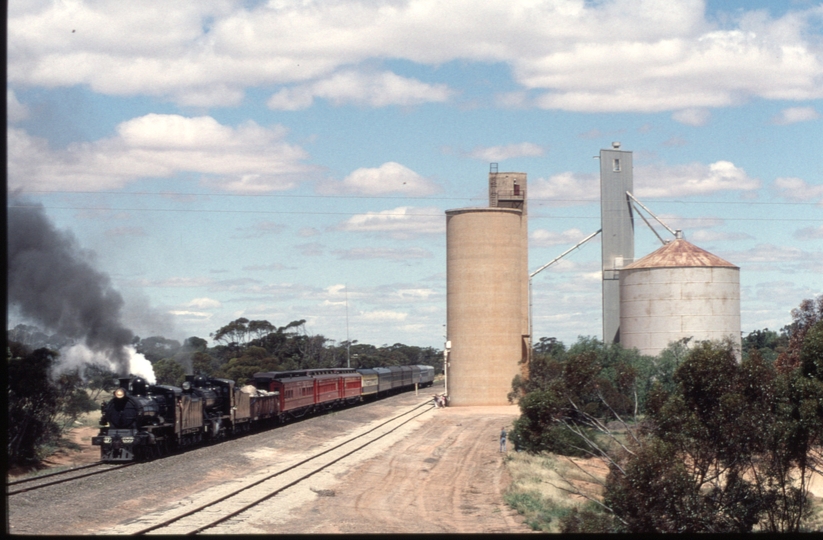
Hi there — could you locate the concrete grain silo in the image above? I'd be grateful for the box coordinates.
[619,236,741,358]
[445,168,528,406]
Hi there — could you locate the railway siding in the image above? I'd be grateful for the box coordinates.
[98,401,434,535]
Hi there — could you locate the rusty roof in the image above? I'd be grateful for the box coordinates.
[623,238,738,270]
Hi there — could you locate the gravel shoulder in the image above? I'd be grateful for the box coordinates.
[257,404,531,534]
[7,383,532,535]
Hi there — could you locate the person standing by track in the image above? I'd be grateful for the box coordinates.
[499,427,507,453]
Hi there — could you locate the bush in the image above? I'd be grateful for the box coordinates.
[560,505,616,533]
[7,343,61,468]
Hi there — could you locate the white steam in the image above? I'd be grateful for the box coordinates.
[60,343,156,384]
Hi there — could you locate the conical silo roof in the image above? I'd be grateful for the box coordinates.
[623,238,737,270]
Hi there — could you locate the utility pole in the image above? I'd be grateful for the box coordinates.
[345,284,350,368]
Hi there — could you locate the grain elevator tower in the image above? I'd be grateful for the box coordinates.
[445,166,529,406]
[600,143,634,344]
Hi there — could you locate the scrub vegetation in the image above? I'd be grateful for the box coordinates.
[506,295,823,533]
[504,451,610,532]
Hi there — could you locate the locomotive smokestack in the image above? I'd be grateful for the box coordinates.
[7,197,135,375]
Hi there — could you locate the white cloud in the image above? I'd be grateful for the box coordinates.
[395,288,436,299]
[243,263,290,271]
[325,284,348,297]
[531,228,595,248]
[653,214,725,234]
[267,70,453,110]
[9,1,823,111]
[771,106,820,125]
[722,244,823,275]
[186,297,222,309]
[635,161,760,198]
[332,247,433,260]
[529,172,599,206]
[132,276,215,288]
[335,206,444,239]
[773,177,823,204]
[297,242,326,257]
[672,108,711,126]
[8,114,317,193]
[317,162,440,196]
[359,310,408,322]
[467,142,546,162]
[7,89,29,123]
[687,229,753,243]
[232,221,288,239]
[723,244,823,270]
[169,310,215,321]
[794,225,823,240]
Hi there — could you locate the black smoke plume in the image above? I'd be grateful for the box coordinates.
[7,199,133,375]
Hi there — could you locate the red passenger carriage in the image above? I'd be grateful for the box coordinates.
[253,368,363,420]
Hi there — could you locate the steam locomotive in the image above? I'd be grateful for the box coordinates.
[92,365,435,462]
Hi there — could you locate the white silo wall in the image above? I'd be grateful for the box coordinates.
[446,207,525,406]
[620,266,741,357]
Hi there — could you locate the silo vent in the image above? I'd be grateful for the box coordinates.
[612,141,621,149]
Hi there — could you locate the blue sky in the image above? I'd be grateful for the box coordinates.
[7,0,823,350]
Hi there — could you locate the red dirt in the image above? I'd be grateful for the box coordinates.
[260,405,535,534]
[8,426,100,478]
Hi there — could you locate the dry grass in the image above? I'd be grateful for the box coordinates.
[503,451,609,532]
[504,449,823,533]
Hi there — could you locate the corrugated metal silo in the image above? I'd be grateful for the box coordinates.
[619,238,741,358]
[446,207,525,406]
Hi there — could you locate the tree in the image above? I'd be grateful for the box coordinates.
[776,295,823,372]
[211,318,280,348]
[7,342,61,467]
[603,337,823,533]
[183,336,208,353]
[511,303,823,533]
[247,320,276,341]
[742,328,787,362]
[191,351,219,377]
[509,338,642,456]
[135,336,182,363]
[153,358,186,386]
[214,346,281,383]
[83,363,120,400]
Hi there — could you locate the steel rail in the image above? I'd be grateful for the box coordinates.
[7,463,137,496]
[129,400,434,535]
[7,462,106,486]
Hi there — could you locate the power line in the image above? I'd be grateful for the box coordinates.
[13,189,823,206]
[8,204,822,222]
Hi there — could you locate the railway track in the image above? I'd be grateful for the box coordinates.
[7,462,136,496]
[102,400,435,535]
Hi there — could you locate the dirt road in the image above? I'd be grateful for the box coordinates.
[249,405,532,534]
